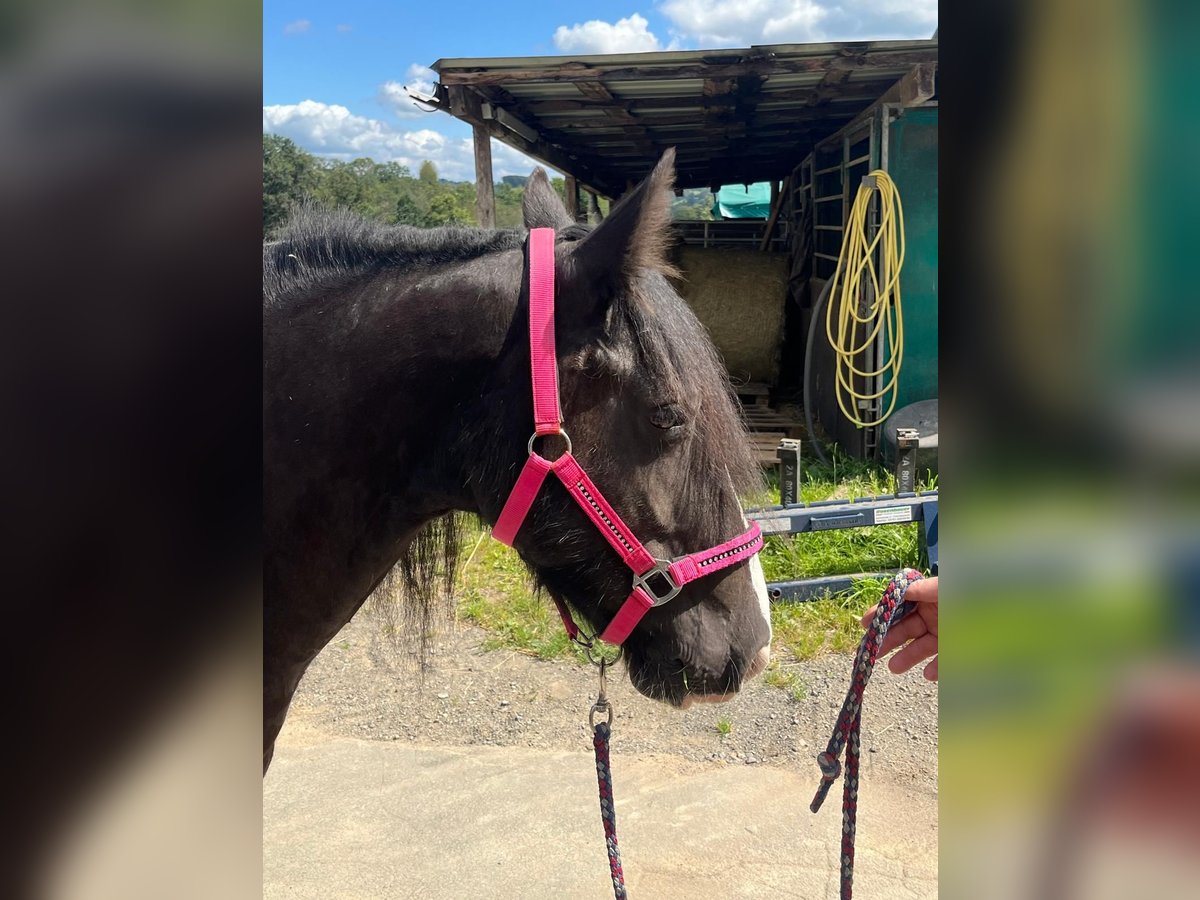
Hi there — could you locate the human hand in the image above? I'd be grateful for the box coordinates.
[861,576,938,681]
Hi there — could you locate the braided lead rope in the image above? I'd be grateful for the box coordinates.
[592,721,627,899]
[810,568,925,900]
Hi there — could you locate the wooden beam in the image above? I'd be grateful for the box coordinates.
[896,61,937,106]
[574,81,658,156]
[563,174,579,220]
[522,82,891,114]
[842,62,938,131]
[445,85,619,198]
[436,50,939,86]
[727,72,765,169]
[471,124,495,228]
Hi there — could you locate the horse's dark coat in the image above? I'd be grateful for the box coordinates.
[263,151,769,769]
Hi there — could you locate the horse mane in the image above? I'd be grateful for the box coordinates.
[367,512,468,677]
[263,205,524,306]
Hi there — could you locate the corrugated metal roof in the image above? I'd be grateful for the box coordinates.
[428,39,937,196]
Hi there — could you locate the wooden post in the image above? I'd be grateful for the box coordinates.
[575,184,588,223]
[759,175,790,251]
[587,190,603,222]
[472,124,495,228]
[564,174,579,221]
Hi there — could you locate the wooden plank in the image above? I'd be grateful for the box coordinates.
[471,124,495,228]
[436,50,939,86]
[522,82,890,114]
[574,81,657,156]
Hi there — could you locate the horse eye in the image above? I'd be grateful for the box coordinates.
[650,403,687,432]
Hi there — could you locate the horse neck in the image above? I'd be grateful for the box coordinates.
[266,259,524,556]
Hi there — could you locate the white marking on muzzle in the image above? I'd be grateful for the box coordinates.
[743,510,772,681]
[749,552,772,641]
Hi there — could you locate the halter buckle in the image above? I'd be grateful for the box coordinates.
[632,560,683,607]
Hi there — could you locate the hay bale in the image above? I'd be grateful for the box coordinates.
[673,246,787,385]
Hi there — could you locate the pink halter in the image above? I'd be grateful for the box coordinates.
[491,227,764,646]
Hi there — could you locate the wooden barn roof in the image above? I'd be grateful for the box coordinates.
[428,39,938,198]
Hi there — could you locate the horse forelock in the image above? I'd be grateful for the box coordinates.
[614,271,760,498]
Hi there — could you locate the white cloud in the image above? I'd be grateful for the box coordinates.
[336,23,352,33]
[659,0,937,47]
[378,65,438,120]
[404,63,436,97]
[263,100,554,181]
[553,13,662,54]
[282,19,311,36]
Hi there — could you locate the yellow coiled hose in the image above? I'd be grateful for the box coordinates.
[824,170,906,428]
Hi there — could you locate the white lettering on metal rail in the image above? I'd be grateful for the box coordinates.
[873,506,914,525]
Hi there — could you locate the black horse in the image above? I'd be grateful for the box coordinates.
[263,150,771,769]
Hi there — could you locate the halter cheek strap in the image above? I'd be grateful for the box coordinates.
[491,227,764,646]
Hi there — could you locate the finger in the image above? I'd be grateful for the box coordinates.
[923,656,938,682]
[860,604,879,629]
[903,577,938,605]
[888,634,939,675]
[877,614,927,657]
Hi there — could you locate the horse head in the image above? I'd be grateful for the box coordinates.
[475,150,771,707]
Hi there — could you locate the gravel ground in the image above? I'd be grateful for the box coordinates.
[287,609,938,792]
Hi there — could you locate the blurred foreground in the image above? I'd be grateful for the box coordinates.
[950,0,1200,897]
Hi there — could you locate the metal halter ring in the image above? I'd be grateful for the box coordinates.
[527,428,572,460]
[584,643,622,668]
[589,701,614,728]
[632,559,683,607]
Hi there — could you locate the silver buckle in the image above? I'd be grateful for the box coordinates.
[632,560,682,607]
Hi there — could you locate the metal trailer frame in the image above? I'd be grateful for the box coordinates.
[747,490,938,601]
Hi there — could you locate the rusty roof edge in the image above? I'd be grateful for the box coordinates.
[430,37,936,74]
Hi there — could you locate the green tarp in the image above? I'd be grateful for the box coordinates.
[712,182,772,219]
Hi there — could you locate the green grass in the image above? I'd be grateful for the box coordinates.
[456,527,586,661]
[715,716,733,736]
[453,449,933,681]
[762,661,809,700]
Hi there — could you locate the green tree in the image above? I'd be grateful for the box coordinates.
[426,192,471,226]
[314,160,370,211]
[419,160,439,184]
[263,134,318,236]
[393,194,429,226]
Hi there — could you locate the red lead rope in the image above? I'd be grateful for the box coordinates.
[810,568,926,900]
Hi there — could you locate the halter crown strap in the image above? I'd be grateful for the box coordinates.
[493,227,764,646]
[528,227,562,436]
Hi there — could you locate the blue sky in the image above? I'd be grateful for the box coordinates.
[264,1,937,181]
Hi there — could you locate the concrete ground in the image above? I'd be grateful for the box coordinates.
[264,718,937,899]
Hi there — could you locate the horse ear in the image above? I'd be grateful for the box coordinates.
[565,147,678,291]
[522,167,573,230]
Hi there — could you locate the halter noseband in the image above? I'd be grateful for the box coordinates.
[491,227,764,646]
